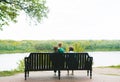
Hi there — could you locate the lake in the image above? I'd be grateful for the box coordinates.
[0,52,120,71]
[89,51,120,67]
[0,53,29,71]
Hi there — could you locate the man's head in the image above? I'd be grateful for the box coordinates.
[58,42,62,47]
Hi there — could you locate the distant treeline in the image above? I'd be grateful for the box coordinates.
[0,40,120,54]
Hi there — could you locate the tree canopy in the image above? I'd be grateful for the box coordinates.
[0,0,48,30]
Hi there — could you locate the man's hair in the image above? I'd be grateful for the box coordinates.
[58,43,62,47]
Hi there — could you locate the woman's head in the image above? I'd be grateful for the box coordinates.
[69,46,74,51]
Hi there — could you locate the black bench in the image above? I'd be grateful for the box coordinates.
[24,53,93,80]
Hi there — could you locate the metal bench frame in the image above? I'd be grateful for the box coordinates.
[24,53,93,80]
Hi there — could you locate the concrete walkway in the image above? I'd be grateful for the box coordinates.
[0,68,120,82]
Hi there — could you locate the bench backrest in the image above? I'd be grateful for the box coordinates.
[26,53,92,71]
[27,53,53,70]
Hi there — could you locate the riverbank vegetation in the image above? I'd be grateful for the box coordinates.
[108,65,120,68]
[0,70,21,76]
[98,65,120,69]
[0,40,120,54]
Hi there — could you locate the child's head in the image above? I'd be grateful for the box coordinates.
[53,46,58,52]
[69,46,74,51]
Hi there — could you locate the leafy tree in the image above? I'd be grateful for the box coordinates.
[0,0,48,30]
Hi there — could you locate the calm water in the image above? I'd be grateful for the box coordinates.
[0,52,120,71]
[0,53,29,71]
[89,51,120,67]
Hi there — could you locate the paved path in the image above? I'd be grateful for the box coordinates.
[0,68,120,82]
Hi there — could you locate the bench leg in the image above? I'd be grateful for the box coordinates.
[67,70,69,75]
[54,69,57,73]
[25,70,27,80]
[58,70,61,80]
[87,70,89,76]
[27,71,29,77]
[90,70,92,79]
[25,70,29,80]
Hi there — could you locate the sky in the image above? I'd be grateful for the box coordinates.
[0,0,120,40]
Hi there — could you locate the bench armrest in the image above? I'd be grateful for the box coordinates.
[85,56,93,69]
[88,57,93,63]
[24,57,30,70]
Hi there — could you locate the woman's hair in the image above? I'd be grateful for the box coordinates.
[53,46,58,51]
[69,46,74,51]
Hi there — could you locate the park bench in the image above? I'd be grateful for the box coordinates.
[24,53,93,80]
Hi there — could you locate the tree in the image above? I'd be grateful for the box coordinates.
[0,0,48,30]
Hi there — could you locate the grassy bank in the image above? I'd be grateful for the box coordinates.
[107,65,120,69]
[0,70,22,77]
[98,65,120,69]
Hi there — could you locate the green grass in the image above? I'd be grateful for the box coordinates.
[0,70,22,77]
[0,50,28,54]
[97,65,120,69]
[108,65,120,69]
[104,74,120,76]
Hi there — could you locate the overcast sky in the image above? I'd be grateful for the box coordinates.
[0,0,120,40]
